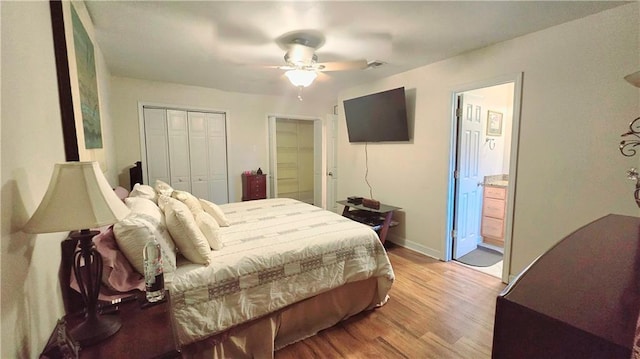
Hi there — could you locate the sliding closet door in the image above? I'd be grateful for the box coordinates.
[142,106,228,203]
[188,112,209,199]
[206,113,228,204]
[187,112,229,203]
[166,110,191,192]
[142,108,170,187]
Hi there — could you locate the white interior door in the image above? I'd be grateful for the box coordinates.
[188,112,209,199]
[167,109,191,192]
[206,113,229,204]
[142,108,170,186]
[453,94,483,259]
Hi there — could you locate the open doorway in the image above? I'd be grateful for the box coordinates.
[268,116,323,206]
[447,73,523,283]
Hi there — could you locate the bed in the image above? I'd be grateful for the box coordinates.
[62,185,395,358]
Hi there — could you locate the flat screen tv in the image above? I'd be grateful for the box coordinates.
[343,87,409,143]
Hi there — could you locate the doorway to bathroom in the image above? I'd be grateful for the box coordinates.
[446,73,523,282]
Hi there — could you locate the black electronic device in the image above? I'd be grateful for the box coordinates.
[347,196,363,205]
[343,87,409,143]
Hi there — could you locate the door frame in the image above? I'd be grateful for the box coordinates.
[444,72,523,283]
[267,114,325,207]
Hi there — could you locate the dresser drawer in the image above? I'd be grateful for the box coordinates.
[483,198,506,219]
[252,176,266,185]
[484,186,506,199]
[482,216,504,238]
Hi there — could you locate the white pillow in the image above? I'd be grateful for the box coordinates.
[194,211,223,250]
[171,190,202,212]
[199,198,230,227]
[155,179,174,197]
[159,196,211,265]
[129,183,157,203]
[113,197,177,278]
[172,190,223,250]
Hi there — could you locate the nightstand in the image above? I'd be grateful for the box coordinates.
[64,291,180,358]
[241,173,267,201]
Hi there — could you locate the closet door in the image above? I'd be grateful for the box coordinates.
[187,112,209,200]
[143,108,170,187]
[188,111,228,203]
[167,110,191,192]
[206,113,228,203]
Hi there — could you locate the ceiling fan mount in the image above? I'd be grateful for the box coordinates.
[273,30,368,74]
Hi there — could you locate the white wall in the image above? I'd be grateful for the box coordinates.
[109,77,333,201]
[337,3,640,277]
[1,2,117,357]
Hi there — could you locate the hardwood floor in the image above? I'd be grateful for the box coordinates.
[275,244,506,359]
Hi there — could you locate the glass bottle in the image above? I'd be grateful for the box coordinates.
[143,237,165,302]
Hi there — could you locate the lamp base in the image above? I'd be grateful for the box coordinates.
[70,312,121,347]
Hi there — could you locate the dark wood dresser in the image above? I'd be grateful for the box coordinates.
[492,214,640,358]
[242,173,266,201]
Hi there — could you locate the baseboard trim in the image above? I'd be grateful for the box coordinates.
[386,236,442,260]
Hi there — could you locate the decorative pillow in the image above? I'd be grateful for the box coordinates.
[172,190,223,250]
[155,179,174,197]
[194,211,223,250]
[93,226,145,292]
[129,183,157,203]
[172,190,202,213]
[159,195,211,265]
[113,186,130,202]
[113,197,177,278]
[199,198,230,227]
[70,226,145,301]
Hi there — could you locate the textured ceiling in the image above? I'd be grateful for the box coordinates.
[84,1,628,100]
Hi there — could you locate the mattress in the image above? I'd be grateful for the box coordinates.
[168,198,395,345]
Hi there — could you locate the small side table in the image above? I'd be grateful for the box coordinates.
[338,200,401,244]
[65,292,180,359]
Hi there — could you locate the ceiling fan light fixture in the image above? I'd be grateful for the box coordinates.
[285,69,317,87]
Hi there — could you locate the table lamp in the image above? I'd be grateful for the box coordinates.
[620,70,640,208]
[23,162,130,346]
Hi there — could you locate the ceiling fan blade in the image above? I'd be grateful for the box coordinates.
[259,65,296,70]
[316,59,368,72]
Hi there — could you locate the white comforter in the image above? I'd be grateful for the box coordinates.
[168,198,395,345]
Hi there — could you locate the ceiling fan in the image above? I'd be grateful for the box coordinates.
[269,31,369,91]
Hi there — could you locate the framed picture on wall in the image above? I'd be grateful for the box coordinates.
[487,110,503,136]
[49,1,107,170]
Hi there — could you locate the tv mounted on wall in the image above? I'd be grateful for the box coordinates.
[343,87,409,143]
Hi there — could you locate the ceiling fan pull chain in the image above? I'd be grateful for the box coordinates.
[297,86,304,101]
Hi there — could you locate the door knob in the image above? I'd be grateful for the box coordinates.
[327,171,334,177]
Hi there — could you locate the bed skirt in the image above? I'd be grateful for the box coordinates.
[180,276,384,358]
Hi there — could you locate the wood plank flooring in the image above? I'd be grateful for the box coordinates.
[275,244,506,359]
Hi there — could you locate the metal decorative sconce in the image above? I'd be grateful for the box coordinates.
[620,69,640,208]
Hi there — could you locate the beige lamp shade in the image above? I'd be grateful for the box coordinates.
[625,70,640,88]
[23,162,130,233]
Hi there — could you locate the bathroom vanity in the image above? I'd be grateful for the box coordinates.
[481,175,508,247]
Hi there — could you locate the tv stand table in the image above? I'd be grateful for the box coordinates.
[337,200,400,244]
